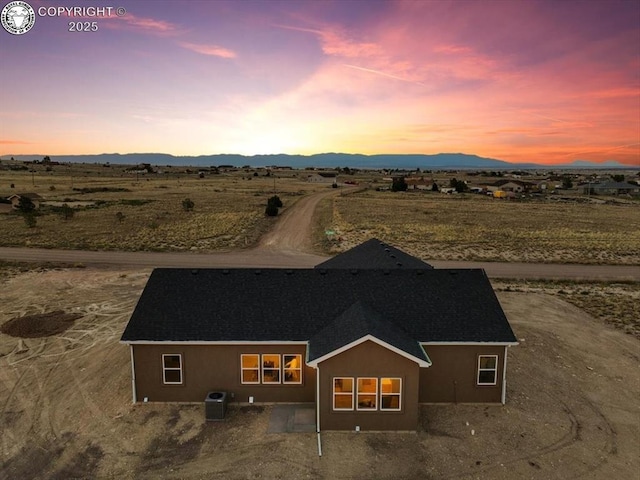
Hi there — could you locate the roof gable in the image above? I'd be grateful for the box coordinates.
[307,301,431,366]
[316,238,433,269]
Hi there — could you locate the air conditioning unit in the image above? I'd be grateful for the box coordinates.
[205,391,228,420]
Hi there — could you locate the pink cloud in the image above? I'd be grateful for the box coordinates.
[179,42,237,59]
[103,14,182,36]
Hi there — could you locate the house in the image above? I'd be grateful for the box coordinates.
[120,240,517,431]
[307,172,338,183]
[581,181,640,196]
[485,179,536,193]
[7,193,43,210]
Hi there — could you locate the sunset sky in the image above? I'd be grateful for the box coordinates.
[1,0,639,166]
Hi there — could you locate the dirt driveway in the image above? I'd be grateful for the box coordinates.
[0,268,637,479]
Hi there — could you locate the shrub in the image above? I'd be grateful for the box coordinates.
[391,177,408,192]
[267,195,283,208]
[182,198,195,211]
[115,212,125,223]
[23,213,37,228]
[265,203,279,216]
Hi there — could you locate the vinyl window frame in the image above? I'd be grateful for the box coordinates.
[283,354,303,384]
[162,353,183,385]
[241,354,261,384]
[356,377,378,411]
[333,377,354,411]
[380,377,402,411]
[477,354,499,386]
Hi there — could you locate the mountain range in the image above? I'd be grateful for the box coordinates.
[1,153,632,170]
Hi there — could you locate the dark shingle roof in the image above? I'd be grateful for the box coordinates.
[121,268,516,345]
[316,238,433,269]
[307,301,430,364]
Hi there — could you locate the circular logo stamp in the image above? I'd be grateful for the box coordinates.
[1,1,36,35]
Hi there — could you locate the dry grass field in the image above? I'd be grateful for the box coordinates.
[322,189,640,265]
[3,164,639,266]
[0,166,327,252]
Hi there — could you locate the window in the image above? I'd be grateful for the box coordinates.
[262,354,281,383]
[333,377,354,410]
[241,353,304,385]
[283,354,302,384]
[380,378,402,411]
[357,378,378,410]
[477,355,498,385]
[162,354,182,384]
[241,354,260,384]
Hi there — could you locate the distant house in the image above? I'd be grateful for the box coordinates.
[121,239,517,431]
[7,193,43,210]
[405,177,433,190]
[485,180,536,193]
[308,172,338,183]
[581,182,640,196]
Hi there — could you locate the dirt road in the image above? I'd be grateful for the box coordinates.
[0,187,638,280]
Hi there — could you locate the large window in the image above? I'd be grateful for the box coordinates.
[333,377,354,410]
[162,354,182,385]
[357,378,378,410]
[241,354,303,385]
[380,378,402,411]
[477,355,498,385]
[333,376,403,412]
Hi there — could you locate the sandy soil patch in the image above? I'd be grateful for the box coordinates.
[0,269,638,479]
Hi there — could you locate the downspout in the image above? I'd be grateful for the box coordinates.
[129,344,137,404]
[316,365,322,457]
[501,346,508,405]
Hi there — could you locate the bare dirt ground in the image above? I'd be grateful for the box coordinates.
[1,268,638,479]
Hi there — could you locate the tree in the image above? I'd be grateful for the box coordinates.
[449,178,468,193]
[611,174,625,182]
[17,196,36,214]
[265,203,279,216]
[391,177,408,192]
[431,182,439,192]
[267,195,283,208]
[562,176,573,189]
[182,198,194,211]
[115,211,125,223]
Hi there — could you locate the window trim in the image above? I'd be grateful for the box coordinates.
[477,354,498,386]
[162,353,183,385]
[380,377,402,411]
[333,377,354,411]
[261,354,282,384]
[241,354,261,384]
[283,354,303,385]
[356,377,378,411]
